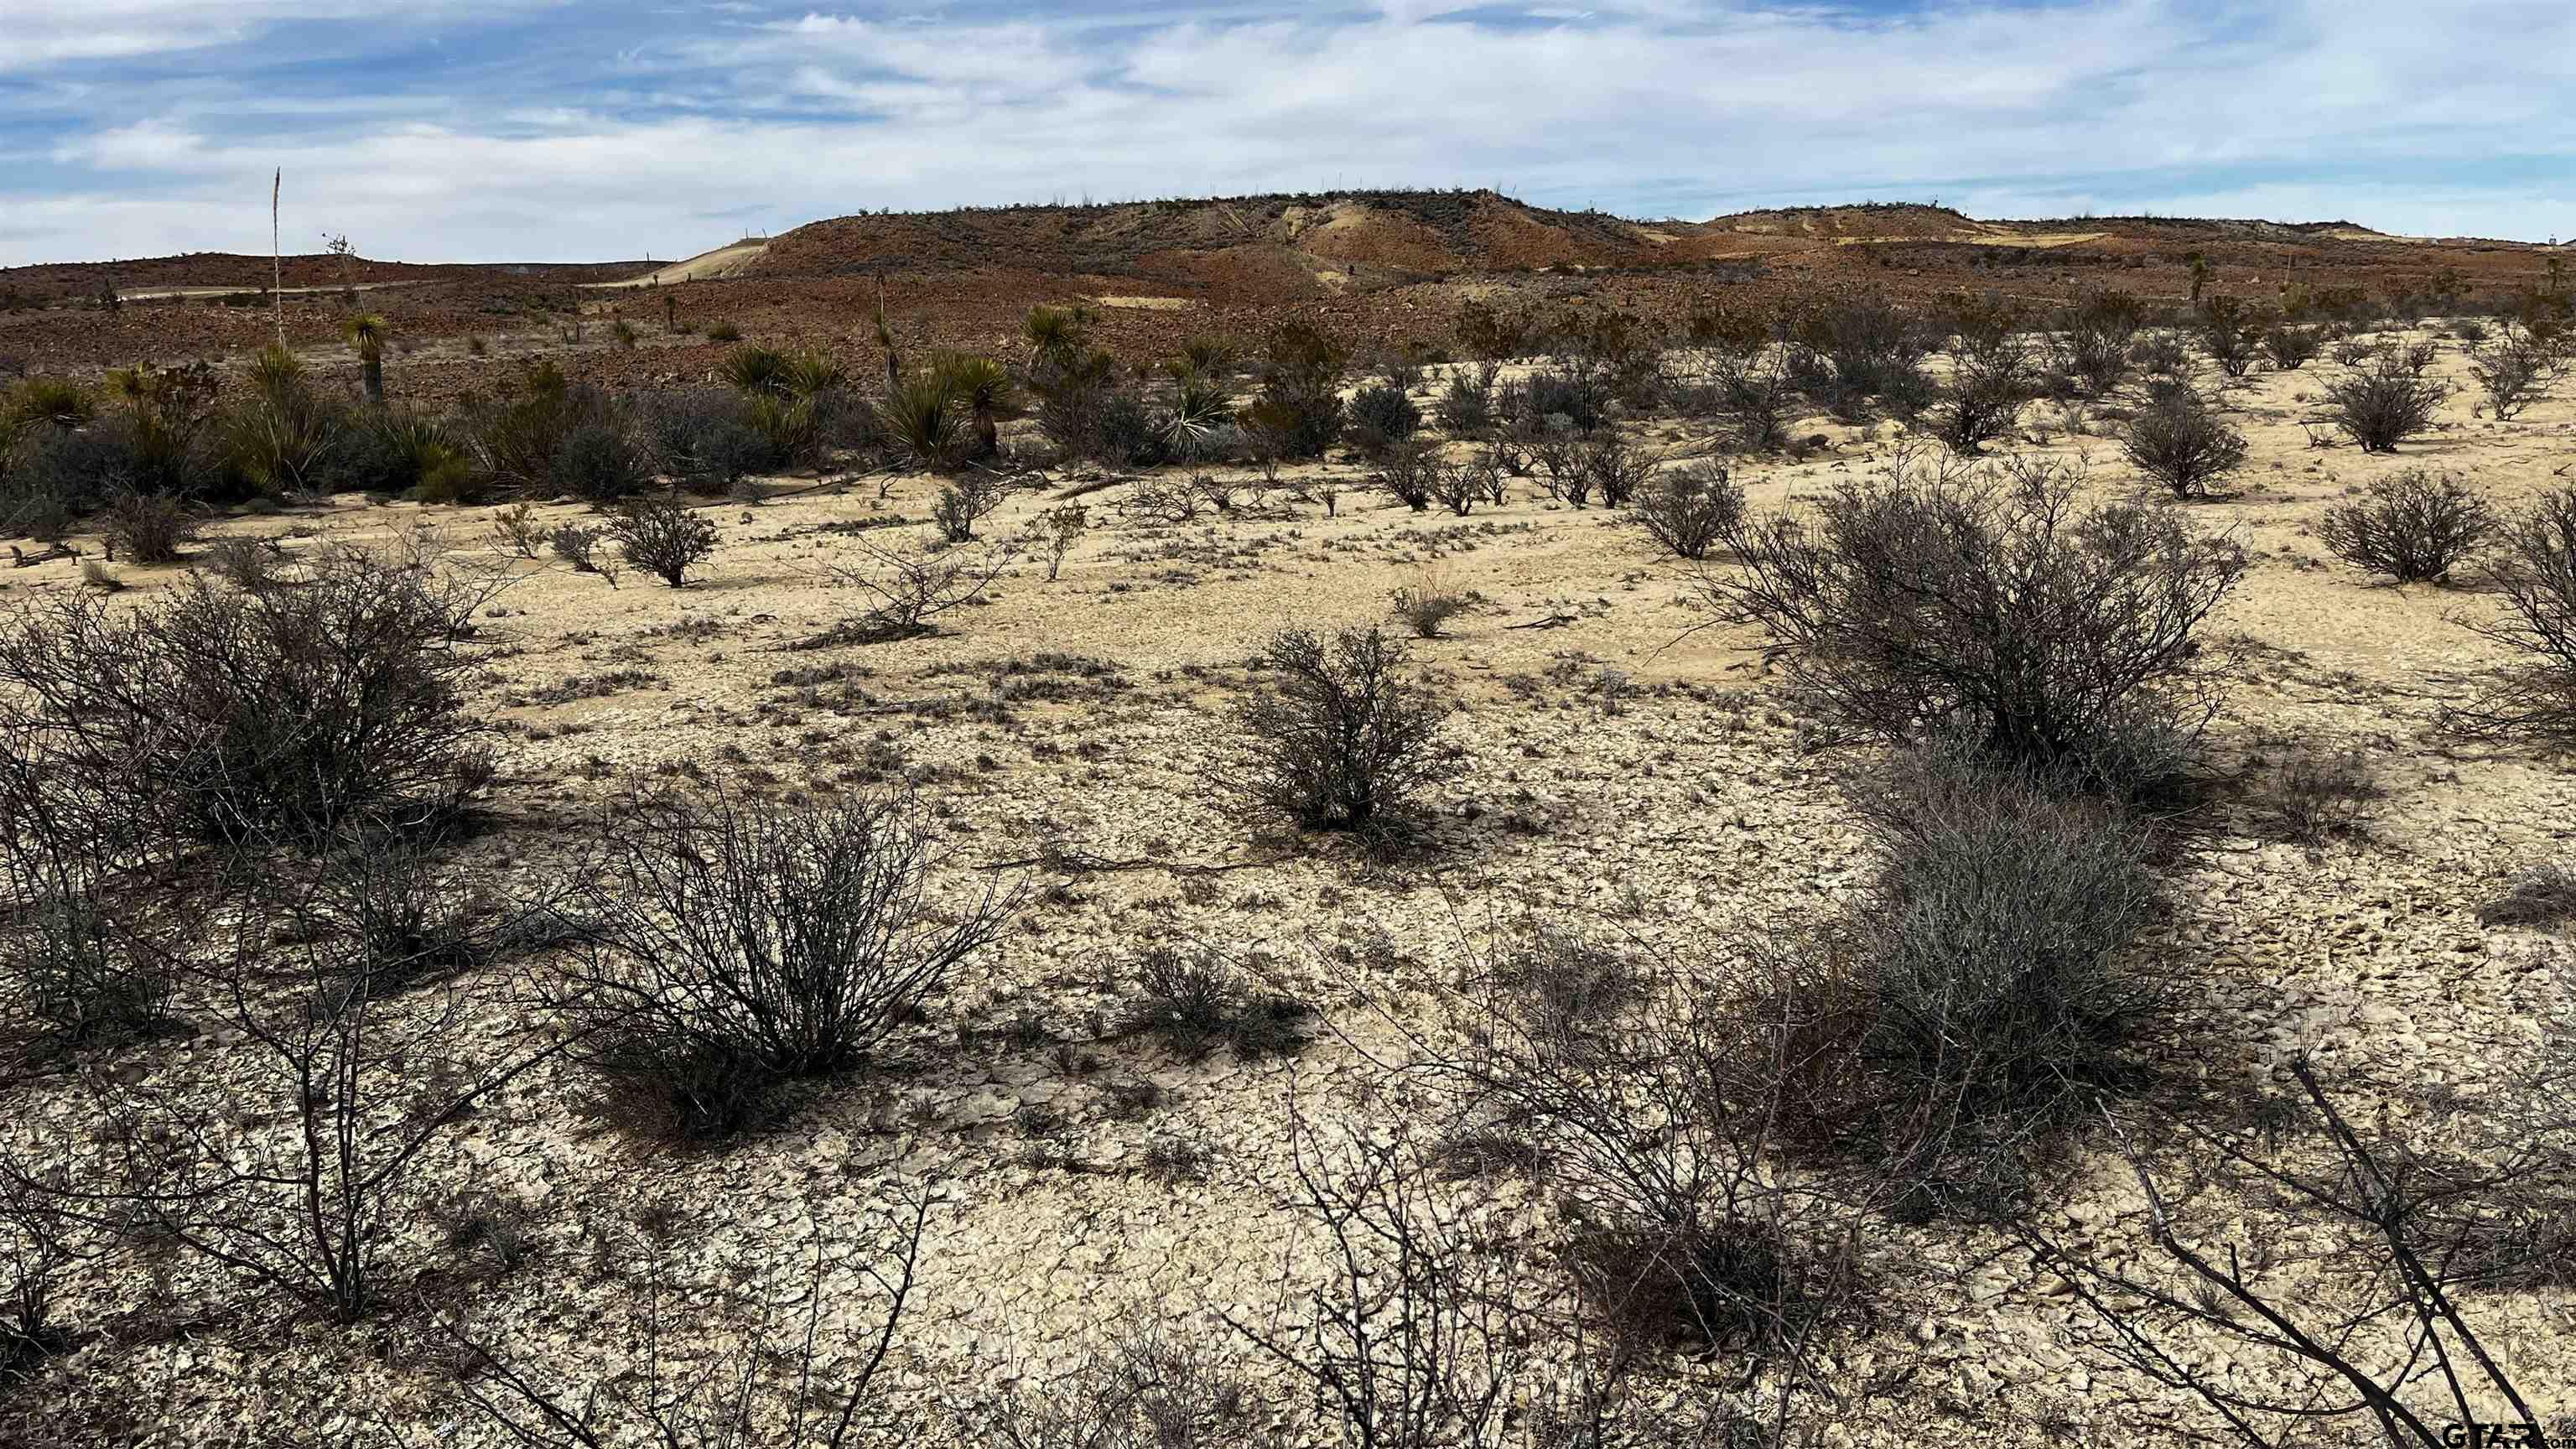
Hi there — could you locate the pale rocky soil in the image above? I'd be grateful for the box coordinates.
[5,325,2574,1447]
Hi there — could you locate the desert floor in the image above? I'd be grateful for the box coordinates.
[6,324,2574,1448]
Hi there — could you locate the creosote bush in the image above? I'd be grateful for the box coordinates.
[1233,626,1451,834]
[609,494,718,587]
[2315,470,2494,584]
[1346,383,1420,456]
[1633,460,1742,560]
[1709,449,2246,794]
[1773,748,2175,1212]
[557,787,1015,1140]
[2122,386,2248,498]
[2446,487,2576,745]
[0,544,499,859]
[2324,351,2449,452]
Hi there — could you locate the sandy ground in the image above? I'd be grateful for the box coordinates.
[4,325,2574,1447]
[585,242,772,290]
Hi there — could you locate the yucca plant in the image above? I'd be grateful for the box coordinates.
[720,345,792,397]
[782,349,848,400]
[879,371,967,472]
[376,413,471,501]
[1023,304,1095,366]
[931,352,1014,459]
[223,347,339,497]
[345,314,394,406]
[2,377,94,448]
[1158,361,1231,454]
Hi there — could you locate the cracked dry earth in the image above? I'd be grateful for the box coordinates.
[5,324,2575,1448]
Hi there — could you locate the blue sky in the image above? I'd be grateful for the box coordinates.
[5,1,2571,265]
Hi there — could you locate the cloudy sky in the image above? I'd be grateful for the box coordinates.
[5,1,2571,266]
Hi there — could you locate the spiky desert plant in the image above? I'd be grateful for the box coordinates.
[931,352,1014,460]
[720,345,792,397]
[879,371,967,473]
[1023,304,1095,366]
[345,314,393,407]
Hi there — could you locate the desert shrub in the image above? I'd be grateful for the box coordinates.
[1794,295,1934,419]
[1708,449,2246,792]
[608,494,718,587]
[1436,366,1495,436]
[2197,298,2265,378]
[0,546,498,858]
[324,412,466,500]
[2056,291,2145,396]
[2446,489,2576,745]
[2132,331,2190,377]
[1426,457,1488,517]
[1095,391,1162,468]
[2324,353,2449,452]
[2122,385,2249,498]
[635,388,774,491]
[2478,864,2576,929]
[807,540,1005,647]
[932,474,1004,543]
[1124,946,1309,1062]
[1374,439,1439,512]
[1710,349,1799,452]
[1247,325,1346,460]
[1578,433,1659,507]
[1233,626,1451,833]
[705,320,743,344]
[548,523,610,577]
[1389,569,1473,639]
[1924,344,2032,454]
[2262,324,2323,371]
[2315,470,2494,584]
[1515,369,1607,434]
[555,787,1012,1139]
[1633,460,1743,560]
[461,361,608,494]
[0,855,171,1052]
[1527,419,1591,506]
[1819,748,2172,1208]
[98,490,196,564]
[1346,384,1420,456]
[2468,329,2565,420]
[2251,748,2382,844]
[551,418,653,503]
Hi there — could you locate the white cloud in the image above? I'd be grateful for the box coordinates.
[4,0,2573,262]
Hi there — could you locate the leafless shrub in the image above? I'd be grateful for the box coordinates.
[0,842,173,1056]
[1579,434,1661,508]
[99,490,195,564]
[1034,502,1086,581]
[1706,447,2245,792]
[1633,460,1743,561]
[1924,343,2031,454]
[488,501,546,559]
[2467,328,2565,420]
[806,539,1005,647]
[549,786,1014,1140]
[2122,385,2249,498]
[1222,1104,1545,1449]
[2444,488,2576,745]
[197,534,290,593]
[2315,470,2494,584]
[1233,626,1452,834]
[2023,1059,2551,1447]
[2250,747,2382,844]
[1119,475,1206,524]
[610,493,719,587]
[1375,439,1439,512]
[932,473,1005,543]
[992,1315,1281,1449]
[1427,458,1487,517]
[450,1192,928,1446]
[2197,298,2263,378]
[2324,352,2450,452]
[0,546,502,860]
[6,895,571,1323]
[1122,944,1309,1062]
[2261,323,2322,371]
